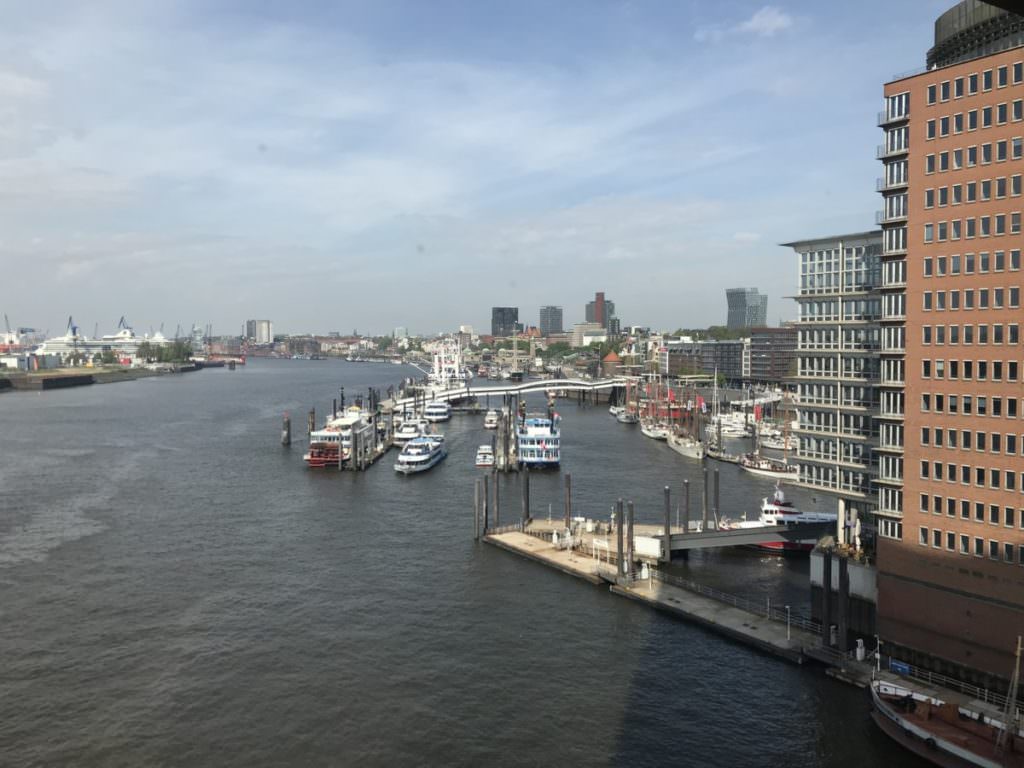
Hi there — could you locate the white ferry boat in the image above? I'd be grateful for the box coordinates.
[517,415,560,468]
[719,485,836,553]
[475,445,495,468]
[394,435,447,474]
[483,410,499,429]
[394,418,429,445]
[423,401,452,422]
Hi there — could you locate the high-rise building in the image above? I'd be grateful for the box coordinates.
[490,307,518,337]
[539,306,563,336]
[746,325,800,384]
[877,1,1024,682]
[784,233,882,524]
[725,288,768,329]
[244,319,257,340]
[244,319,273,344]
[585,292,618,332]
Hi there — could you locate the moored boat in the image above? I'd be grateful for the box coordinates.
[424,401,452,422]
[483,410,499,429]
[739,453,798,480]
[517,414,561,468]
[667,431,705,460]
[608,405,625,417]
[719,485,836,553]
[475,445,495,468]
[616,410,639,424]
[394,435,447,474]
[303,407,372,468]
[640,420,670,440]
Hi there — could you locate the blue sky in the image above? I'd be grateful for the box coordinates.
[1,0,950,337]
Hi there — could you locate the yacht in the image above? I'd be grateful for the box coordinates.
[475,445,495,468]
[666,431,705,460]
[424,401,452,422]
[517,414,560,468]
[640,420,670,440]
[483,410,499,429]
[719,485,836,553]
[616,410,639,425]
[394,435,447,474]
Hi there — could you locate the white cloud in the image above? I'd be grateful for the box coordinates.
[738,7,794,37]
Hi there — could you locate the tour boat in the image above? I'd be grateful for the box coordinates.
[667,431,705,460]
[483,410,499,429]
[719,485,836,553]
[870,673,1024,768]
[739,453,799,480]
[475,445,495,468]
[394,435,447,474]
[517,414,560,468]
[423,401,452,422]
[640,420,670,440]
[303,407,372,468]
[394,419,428,445]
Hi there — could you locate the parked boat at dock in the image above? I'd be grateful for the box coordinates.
[870,673,1024,768]
[394,418,429,445]
[608,405,624,417]
[303,406,372,468]
[738,453,798,480]
[616,410,639,424]
[640,420,670,441]
[719,485,836,553]
[475,445,495,468]
[394,435,447,474]
[666,431,705,460]
[423,401,452,422]
[483,409,499,429]
[517,414,561,468]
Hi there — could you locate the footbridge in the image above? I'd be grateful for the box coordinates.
[393,377,628,410]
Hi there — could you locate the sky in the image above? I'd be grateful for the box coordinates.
[1,0,952,338]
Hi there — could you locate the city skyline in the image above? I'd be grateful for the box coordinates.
[0,1,949,337]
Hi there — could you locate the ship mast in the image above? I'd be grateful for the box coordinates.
[996,634,1022,754]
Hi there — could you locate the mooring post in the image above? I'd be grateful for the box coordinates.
[702,467,709,531]
[616,498,624,578]
[332,398,337,419]
[564,473,572,530]
[521,469,530,525]
[281,414,291,446]
[308,408,315,437]
[713,468,720,527]
[474,478,481,541]
[662,485,671,564]
[493,470,500,528]
[821,549,833,646]
[683,479,691,533]
[483,473,490,534]
[626,501,635,581]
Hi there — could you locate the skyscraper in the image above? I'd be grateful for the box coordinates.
[877,1,1024,680]
[490,307,518,337]
[725,288,768,329]
[538,306,563,336]
[585,292,617,332]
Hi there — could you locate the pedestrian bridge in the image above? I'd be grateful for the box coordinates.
[393,378,628,409]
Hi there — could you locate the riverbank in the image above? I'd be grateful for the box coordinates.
[0,364,199,391]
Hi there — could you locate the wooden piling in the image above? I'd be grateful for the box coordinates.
[662,485,671,564]
[483,473,490,533]
[713,468,720,524]
[307,408,315,437]
[626,501,635,581]
[702,467,709,530]
[474,478,481,541]
[521,470,530,525]
[616,498,624,577]
[683,479,690,533]
[563,473,572,529]
[281,414,291,446]
[493,470,500,528]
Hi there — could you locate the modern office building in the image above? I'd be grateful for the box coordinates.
[538,305,563,336]
[725,288,768,330]
[784,233,882,526]
[747,326,799,384]
[245,319,274,345]
[490,307,519,338]
[877,0,1024,682]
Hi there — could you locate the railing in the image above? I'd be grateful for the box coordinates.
[650,569,820,634]
[485,522,524,535]
[877,109,910,126]
[882,655,1024,715]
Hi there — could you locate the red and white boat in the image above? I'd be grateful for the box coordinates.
[719,485,835,553]
[303,407,372,468]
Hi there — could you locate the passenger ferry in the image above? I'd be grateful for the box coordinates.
[394,418,428,445]
[483,410,499,429]
[517,414,560,468]
[423,401,452,422]
[394,435,447,474]
[719,485,836,553]
[303,407,372,468]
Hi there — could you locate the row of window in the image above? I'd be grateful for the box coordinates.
[922,288,1021,311]
[923,213,1022,242]
[924,176,1023,208]
[919,461,1023,493]
[918,527,1023,566]
[920,357,1020,384]
[925,63,1024,105]
[925,138,1023,173]
[923,250,1022,276]
[921,390,1023,416]
[919,495,1024,529]
[921,427,1024,454]
[926,100,1024,138]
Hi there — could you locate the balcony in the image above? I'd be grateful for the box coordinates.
[876,209,908,225]
[878,109,910,127]
[877,176,909,192]
[877,143,909,159]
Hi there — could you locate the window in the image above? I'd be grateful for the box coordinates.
[969,73,979,93]
[975,537,984,556]
[999,65,1008,88]
[998,103,1008,124]
[954,113,964,133]
[925,189,935,208]
[969,110,978,130]
[967,181,977,202]
[952,185,962,205]
[940,116,950,136]
[960,534,970,554]
[927,84,937,104]
[984,106,993,127]
[920,527,929,545]
[1015,63,1023,85]
[926,154,936,174]
[983,143,992,163]
[924,223,934,243]
[1012,214,1022,235]
[1013,176,1022,196]
[998,140,1008,162]
[1015,100,1024,122]
[1014,138,1023,160]
[942,80,951,100]
[954,77,964,98]
[939,187,949,206]
[940,152,950,172]
[927,119,936,139]
[984,69,993,91]
[966,253,976,273]
[998,178,1008,198]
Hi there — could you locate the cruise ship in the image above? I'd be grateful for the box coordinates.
[32,316,168,360]
[517,414,561,469]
